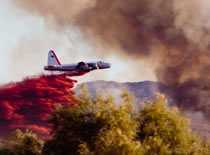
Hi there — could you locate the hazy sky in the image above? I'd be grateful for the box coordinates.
[0,0,156,84]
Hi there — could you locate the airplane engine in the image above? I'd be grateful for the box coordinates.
[77,62,90,71]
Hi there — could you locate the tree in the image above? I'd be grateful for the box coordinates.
[43,90,210,155]
[84,92,143,155]
[0,130,43,155]
[43,89,105,155]
[137,95,205,155]
[43,90,143,155]
[3,88,207,155]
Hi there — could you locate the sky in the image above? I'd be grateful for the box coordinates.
[0,0,156,84]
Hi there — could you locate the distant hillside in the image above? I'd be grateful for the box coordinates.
[76,80,210,139]
[76,80,173,107]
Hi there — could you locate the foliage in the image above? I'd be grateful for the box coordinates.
[0,130,43,155]
[43,88,143,155]
[83,92,143,155]
[43,89,210,155]
[1,88,210,155]
[137,95,205,155]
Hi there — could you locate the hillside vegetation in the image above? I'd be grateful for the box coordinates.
[0,90,210,155]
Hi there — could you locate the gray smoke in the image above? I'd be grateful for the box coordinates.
[15,0,210,117]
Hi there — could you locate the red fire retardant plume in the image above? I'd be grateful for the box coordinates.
[0,74,77,137]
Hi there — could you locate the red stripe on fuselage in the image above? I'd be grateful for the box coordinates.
[51,50,61,65]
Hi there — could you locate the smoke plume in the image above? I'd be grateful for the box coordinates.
[15,0,210,117]
[0,74,76,137]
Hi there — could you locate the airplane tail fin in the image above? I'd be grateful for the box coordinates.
[48,50,61,66]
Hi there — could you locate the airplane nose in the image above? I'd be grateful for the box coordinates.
[106,63,111,68]
[101,62,111,69]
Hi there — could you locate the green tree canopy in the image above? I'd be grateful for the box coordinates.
[1,89,209,155]
[43,91,143,155]
[137,95,204,155]
[43,91,209,155]
[0,129,43,155]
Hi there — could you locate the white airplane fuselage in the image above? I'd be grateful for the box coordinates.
[44,50,111,76]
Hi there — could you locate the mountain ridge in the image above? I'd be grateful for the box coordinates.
[76,80,172,106]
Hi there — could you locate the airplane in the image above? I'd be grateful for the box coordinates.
[44,50,111,76]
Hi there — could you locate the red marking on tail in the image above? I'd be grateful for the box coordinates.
[51,50,61,65]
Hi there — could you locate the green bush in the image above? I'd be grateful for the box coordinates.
[0,130,43,155]
[137,95,205,155]
[43,91,210,155]
[1,90,210,155]
[43,91,143,155]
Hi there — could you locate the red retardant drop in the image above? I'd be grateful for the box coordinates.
[0,74,77,137]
